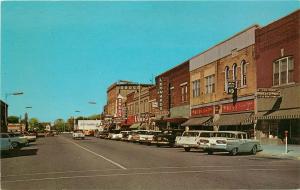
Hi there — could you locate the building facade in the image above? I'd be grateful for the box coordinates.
[155,61,190,129]
[186,25,258,133]
[255,10,300,144]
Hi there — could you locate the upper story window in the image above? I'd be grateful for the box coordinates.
[224,66,230,93]
[205,74,215,94]
[192,79,200,97]
[241,60,247,87]
[273,56,294,86]
[232,63,237,81]
[181,85,188,102]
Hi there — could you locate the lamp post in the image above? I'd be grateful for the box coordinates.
[25,106,32,131]
[4,92,24,131]
[74,110,80,130]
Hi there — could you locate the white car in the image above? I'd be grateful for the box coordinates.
[139,131,161,145]
[175,130,210,152]
[72,130,85,140]
[108,130,123,140]
[22,132,37,142]
[199,131,263,156]
[8,133,29,149]
[0,133,13,151]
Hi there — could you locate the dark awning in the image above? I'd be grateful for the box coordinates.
[181,116,212,126]
[214,112,253,126]
[163,117,188,123]
[255,108,300,120]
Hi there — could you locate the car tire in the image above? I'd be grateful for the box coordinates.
[207,150,213,155]
[184,147,191,152]
[156,144,161,147]
[251,145,257,155]
[230,147,238,156]
[11,142,20,149]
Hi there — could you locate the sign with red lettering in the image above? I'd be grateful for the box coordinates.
[191,106,213,116]
[222,100,254,113]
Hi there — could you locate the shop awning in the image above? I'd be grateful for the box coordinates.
[181,116,212,126]
[255,108,300,120]
[129,123,141,129]
[214,112,253,126]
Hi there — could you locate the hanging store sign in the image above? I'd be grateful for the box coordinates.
[256,88,281,98]
[158,78,163,111]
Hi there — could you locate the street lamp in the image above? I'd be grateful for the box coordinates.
[74,110,80,130]
[25,106,32,131]
[4,92,24,130]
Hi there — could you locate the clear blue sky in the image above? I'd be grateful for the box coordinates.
[1,1,299,122]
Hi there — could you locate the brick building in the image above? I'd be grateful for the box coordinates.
[254,10,300,144]
[155,61,190,129]
[184,25,258,132]
[105,80,152,128]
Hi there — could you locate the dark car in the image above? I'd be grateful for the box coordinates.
[153,129,184,147]
[97,130,109,139]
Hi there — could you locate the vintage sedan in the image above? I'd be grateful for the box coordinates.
[200,131,263,156]
[153,130,184,147]
[175,130,211,152]
[72,130,85,140]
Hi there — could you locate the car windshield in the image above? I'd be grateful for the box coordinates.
[182,132,199,137]
[74,130,83,133]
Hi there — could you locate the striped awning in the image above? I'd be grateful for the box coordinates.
[214,112,253,126]
[255,108,300,120]
[129,123,141,129]
[181,116,212,126]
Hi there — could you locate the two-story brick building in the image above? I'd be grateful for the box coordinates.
[254,10,300,144]
[155,61,190,129]
[184,25,258,133]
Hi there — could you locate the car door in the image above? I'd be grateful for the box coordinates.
[0,134,11,150]
[237,133,248,152]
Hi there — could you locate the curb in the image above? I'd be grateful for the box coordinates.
[256,152,300,161]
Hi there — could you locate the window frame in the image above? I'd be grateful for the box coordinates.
[273,56,294,86]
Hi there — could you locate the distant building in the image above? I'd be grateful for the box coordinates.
[7,123,25,132]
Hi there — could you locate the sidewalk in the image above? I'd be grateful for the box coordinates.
[257,144,300,160]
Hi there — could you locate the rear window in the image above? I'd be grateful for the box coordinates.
[0,134,9,138]
[137,131,148,135]
[182,132,199,137]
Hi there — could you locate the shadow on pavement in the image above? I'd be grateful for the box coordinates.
[1,148,38,159]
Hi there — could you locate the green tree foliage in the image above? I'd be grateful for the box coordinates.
[29,118,40,131]
[7,116,20,123]
[54,119,66,132]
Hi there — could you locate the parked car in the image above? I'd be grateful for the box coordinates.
[139,131,162,145]
[175,130,210,152]
[199,131,263,156]
[8,133,29,149]
[98,130,109,139]
[108,130,123,140]
[153,129,184,147]
[20,132,37,142]
[120,131,132,141]
[130,130,149,142]
[0,133,13,151]
[72,130,85,140]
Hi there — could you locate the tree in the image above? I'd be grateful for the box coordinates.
[7,116,20,124]
[54,119,65,132]
[29,118,39,131]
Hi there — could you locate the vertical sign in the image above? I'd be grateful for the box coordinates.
[158,78,163,111]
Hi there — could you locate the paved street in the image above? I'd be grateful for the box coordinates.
[1,135,300,190]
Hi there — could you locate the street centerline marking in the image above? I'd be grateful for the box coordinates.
[62,137,127,170]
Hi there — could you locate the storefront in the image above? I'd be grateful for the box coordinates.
[183,105,214,130]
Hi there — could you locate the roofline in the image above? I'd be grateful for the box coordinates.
[188,24,259,62]
[107,81,153,92]
[155,60,189,79]
[258,9,299,30]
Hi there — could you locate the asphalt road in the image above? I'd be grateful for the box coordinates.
[1,134,300,190]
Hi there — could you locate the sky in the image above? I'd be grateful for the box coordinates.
[1,1,299,122]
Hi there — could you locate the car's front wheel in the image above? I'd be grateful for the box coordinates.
[11,142,20,149]
[184,147,191,152]
[207,150,213,155]
[251,145,257,155]
[230,147,238,156]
